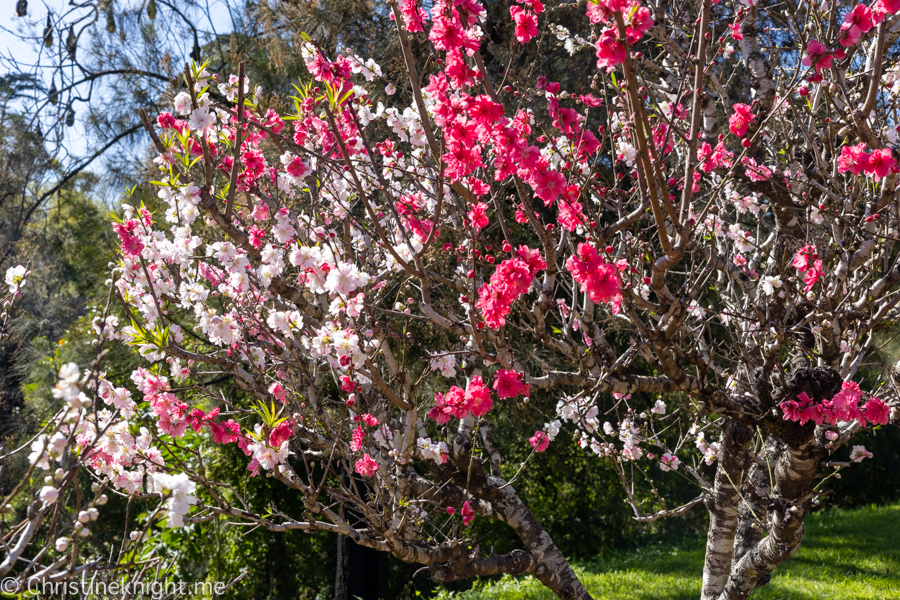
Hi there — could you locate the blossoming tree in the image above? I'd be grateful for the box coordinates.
[9,0,900,598]
[0,265,248,595]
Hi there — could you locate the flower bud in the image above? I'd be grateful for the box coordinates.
[40,486,59,504]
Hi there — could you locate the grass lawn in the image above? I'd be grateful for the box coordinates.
[436,504,900,600]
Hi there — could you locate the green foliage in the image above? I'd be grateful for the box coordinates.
[0,174,118,439]
[437,504,900,600]
[174,441,338,600]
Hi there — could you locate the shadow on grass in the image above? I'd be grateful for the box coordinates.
[441,505,900,600]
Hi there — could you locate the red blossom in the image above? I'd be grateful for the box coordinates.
[492,370,529,399]
[595,28,626,72]
[728,104,756,137]
[461,500,474,526]
[566,243,622,312]
[529,431,550,452]
[509,6,539,44]
[351,426,365,451]
[113,220,144,258]
[268,420,293,447]
[467,202,489,229]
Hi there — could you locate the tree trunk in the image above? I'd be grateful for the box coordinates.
[701,418,752,600]
[335,470,389,600]
[717,367,842,600]
[335,533,389,600]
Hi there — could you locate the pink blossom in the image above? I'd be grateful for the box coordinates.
[698,142,734,172]
[781,400,802,421]
[467,202,489,230]
[242,150,267,178]
[628,6,654,42]
[428,392,455,424]
[268,382,287,404]
[802,40,833,80]
[157,112,188,131]
[697,143,713,170]
[830,382,863,422]
[444,49,476,89]
[475,283,514,329]
[660,452,680,471]
[850,444,872,462]
[445,387,470,418]
[804,260,823,292]
[355,453,378,477]
[475,252,545,329]
[251,202,270,222]
[741,157,771,181]
[211,419,241,444]
[285,156,307,178]
[839,4,875,47]
[465,376,493,417]
[837,142,870,175]
[351,426,365,451]
[248,225,265,249]
[158,418,188,438]
[530,169,568,205]
[444,141,484,181]
[515,245,547,273]
[186,407,219,432]
[340,376,357,393]
[585,0,631,23]
[361,414,379,427]
[491,258,533,297]
[469,96,504,127]
[600,0,632,10]
[799,403,824,425]
[792,245,818,272]
[264,108,284,134]
[429,17,467,53]
[863,397,890,426]
[557,199,585,231]
[398,0,427,32]
[728,104,756,137]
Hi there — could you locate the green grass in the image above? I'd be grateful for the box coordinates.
[437,504,900,600]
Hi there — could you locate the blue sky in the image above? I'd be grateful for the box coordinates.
[1,0,236,166]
